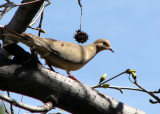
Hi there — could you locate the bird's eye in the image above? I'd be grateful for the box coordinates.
[103,41,108,46]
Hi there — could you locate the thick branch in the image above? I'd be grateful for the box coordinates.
[0,55,145,114]
[0,0,45,45]
[5,0,45,33]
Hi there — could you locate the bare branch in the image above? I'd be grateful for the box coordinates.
[29,1,46,27]
[108,86,159,94]
[0,93,54,113]
[1,99,11,114]
[0,55,146,114]
[7,91,14,114]
[126,70,160,104]
[15,0,42,6]
[38,8,44,36]
[18,95,24,114]
[78,0,82,30]
[0,2,15,20]
[133,79,160,103]
[92,70,127,88]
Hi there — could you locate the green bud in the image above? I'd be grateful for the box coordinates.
[99,73,107,84]
[40,29,46,33]
[132,72,136,80]
[102,83,110,88]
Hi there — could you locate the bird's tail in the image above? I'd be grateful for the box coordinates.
[0,27,29,42]
[0,27,51,53]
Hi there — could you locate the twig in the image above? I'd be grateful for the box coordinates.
[0,0,45,20]
[1,100,11,114]
[132,78,160,103]
[7,91,14,114]
[29,0,50,33]
[108,86,159,94]
[29,0,46,27]
[38,10,44,36]
[92,70,127,88]
[42,109,63,114]
[78,0,82,30]
[0,2,15,20]
[18,95,24,114]
[0,93,54,112]
[45,0,51,7]
[103,71,127,84]
[28,26,44,32]
[15,0,42,6]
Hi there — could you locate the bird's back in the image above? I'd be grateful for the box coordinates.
[40,38,97,71]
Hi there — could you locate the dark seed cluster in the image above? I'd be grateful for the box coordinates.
[74,29,88,43]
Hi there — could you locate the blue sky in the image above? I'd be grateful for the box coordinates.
[1,0,160,114]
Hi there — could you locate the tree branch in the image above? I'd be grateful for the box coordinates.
[1,99,11,114]
[5,0,45,33]
[0,0,45,46]
[0,54,145,114]
[0,93,53,113]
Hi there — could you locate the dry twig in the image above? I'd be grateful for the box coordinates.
[0,93,54,113]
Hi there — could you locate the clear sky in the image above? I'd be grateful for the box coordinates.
[1,0,160,114]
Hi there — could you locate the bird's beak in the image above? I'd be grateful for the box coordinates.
[109,48,114,53]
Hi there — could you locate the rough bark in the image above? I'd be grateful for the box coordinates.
[6,0,44,33]
[0,0,44,44]
[0,55,145,114]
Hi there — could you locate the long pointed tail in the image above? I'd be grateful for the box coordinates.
[0,27,29,41]
[0,27,51,54]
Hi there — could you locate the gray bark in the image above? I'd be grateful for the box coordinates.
[0,55,145,114]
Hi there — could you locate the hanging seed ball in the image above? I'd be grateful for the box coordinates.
[74,29,88,43]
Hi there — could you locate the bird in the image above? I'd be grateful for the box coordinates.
[0,27,114,81]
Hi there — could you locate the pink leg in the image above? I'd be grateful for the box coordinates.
[67,72,81,83]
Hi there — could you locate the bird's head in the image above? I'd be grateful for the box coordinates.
[94,39,114,53]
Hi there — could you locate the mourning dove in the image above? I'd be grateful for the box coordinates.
[0,27,114,80]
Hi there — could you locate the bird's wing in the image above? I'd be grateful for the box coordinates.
[22,33,87,63]
[41,38,88,63]
[0,27,89,63]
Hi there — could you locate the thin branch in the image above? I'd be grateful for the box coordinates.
[92,70,127,88]
[45,0,51,7]
[78,0,82,30]
[92,69,160,103]
[126,70,160,104]
[38,10,44,36]
[103,71,127,84]
[29,0,50,31]
[0,93,54,113]
[15,0,42,6]
[133,79,160,103]
[41,109,63,114]
[18,95,24,114]
[28,26,46,33]
[7,91,14,114]
[108,86,159,94]
[2,100,11,114]
[0,0,45,20]
[0,2,15,20]
[29,0,46,27]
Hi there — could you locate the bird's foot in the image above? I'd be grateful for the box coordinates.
[47,64,54,71]
[67,73,81,83]
[46,64,60,74]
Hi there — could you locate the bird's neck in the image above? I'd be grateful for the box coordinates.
[83,44,97,62]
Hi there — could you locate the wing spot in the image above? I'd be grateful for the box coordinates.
[90,46,94,50]
[61,43,64,46]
